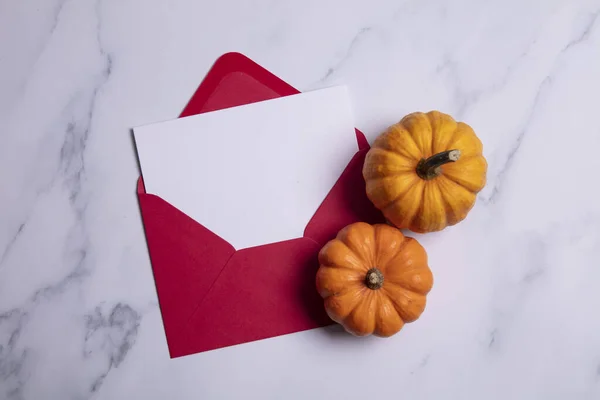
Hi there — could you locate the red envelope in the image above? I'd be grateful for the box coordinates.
[137,52,384,358]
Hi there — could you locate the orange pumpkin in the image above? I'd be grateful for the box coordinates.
[363,111,487,233]
[316,222,433,337]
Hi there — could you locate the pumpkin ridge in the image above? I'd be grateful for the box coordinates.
[366,170,417,182]
[383,180,425,229]
[319,239,370,273]
[385,269,433,296]
[325,286,369,323]
[401,112,432,157]
[373,292,404,337]
[372,126,423,161]
[338,287,370,321]
[367,174,419,210]
[440,170,479,194]
[328,239,370,271]
[363,148,417,181]
[383,283,427,322]
[373,148,418,167]
[426,111,460,155]
[440,123,460,154]
[426,181,448,231]
[342,290,377,336]
[426,112,436,157]
[450,122,482,150]
[435,176,477,226]
[368,291,381,334]
[320,284,362,299]
[435,179,457,226]
[382,238,431,290]
[408,182,428,231]
[448,153,482,162]
[337,224,376,267]
[319,253,365,272]
[390,124,423,160]
[383,280,423,297]
[316,265,365,298]
[377,233,411,272]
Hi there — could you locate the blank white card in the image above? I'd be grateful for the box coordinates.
[133,86,357,250]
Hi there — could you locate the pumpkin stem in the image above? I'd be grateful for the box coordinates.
[365,268,384,290]
[416,149,461,180]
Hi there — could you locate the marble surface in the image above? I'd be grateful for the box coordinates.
[2,0,600,398]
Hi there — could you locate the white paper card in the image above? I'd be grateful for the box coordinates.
[134,86,357,249]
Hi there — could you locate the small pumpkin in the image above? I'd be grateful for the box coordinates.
[316,222,433,337]
[363,111,487,233]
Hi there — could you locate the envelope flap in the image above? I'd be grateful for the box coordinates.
[137,178,236,342]
[180,52,370,150]
[172,237,331,357]
[180,52,298,116]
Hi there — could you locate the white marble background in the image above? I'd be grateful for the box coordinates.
[2,0,600,398]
